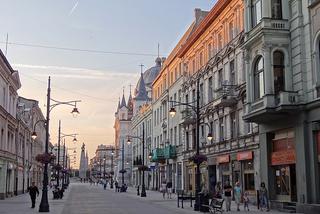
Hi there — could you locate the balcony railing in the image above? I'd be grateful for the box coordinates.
[244,91,300,123]
[151,148,165,162]
[180,109,196,125]
[164,145,177,159]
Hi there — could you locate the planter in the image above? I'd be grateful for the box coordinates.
[188,154,207,164]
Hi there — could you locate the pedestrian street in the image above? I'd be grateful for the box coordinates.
[0,182,302,214]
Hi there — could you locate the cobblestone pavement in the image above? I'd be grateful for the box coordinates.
[0,186,70,214]
[0,182,302,214]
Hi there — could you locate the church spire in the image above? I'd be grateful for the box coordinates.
[120,88,126,108]
[128,84,133,111]
[134,66,148,101]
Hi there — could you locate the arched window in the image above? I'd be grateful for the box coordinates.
[254,56,265,100]
[273,51,285,94]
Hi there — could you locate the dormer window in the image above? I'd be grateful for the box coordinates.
[252,0,262,27]
[271,0,282,19]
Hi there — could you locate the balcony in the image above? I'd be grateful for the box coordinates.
[164,145,177,159]
[212,83,237,108]
[180,109,196,125]
[151,148,165,162]
[245,18,289,47]
[243,91,301,123]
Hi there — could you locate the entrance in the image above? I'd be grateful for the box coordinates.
[208,165,216,196]
[274,165,297,202]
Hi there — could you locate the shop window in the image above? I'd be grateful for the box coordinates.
[275,166,290,195]
[271,0,282,19]
[252,0,262,27]
[273,51,285,95]
[254,56,265,100]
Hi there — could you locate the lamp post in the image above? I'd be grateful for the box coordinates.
[110,150,114,189]
[127,122,146,197]
[56,120,78,188]
[34,76,81,212]
[103,155,106,180]
[168,75,212,211]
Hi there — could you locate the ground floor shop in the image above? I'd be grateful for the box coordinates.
[259,109,320,213]
[0,159,15,199]
[183,148,259,203]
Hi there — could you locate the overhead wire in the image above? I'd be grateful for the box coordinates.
[0,41,160,57]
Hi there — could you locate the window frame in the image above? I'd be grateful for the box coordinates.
[253,56,265,100]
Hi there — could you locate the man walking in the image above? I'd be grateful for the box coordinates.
[27,182,39,208]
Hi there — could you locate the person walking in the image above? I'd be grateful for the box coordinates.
[27,182,39,208]
[223,180,232,212]
[234,181,242,211]
[161,181,167,199]
[243,191,250,211]
[259,182,269,211]
[166,181,172,199]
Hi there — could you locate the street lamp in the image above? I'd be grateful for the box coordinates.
[127,122,146,197]
[168,74,203,211]
[38,76,81,213]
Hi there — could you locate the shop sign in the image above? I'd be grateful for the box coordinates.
[207,156,216,165]
[237,151,253,161]
[217,155,230,164]
[271,150,296,166]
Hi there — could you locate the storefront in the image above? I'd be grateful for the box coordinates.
[207,157,217,196]
[237,151,255,191]
[270,129,297,202]
[217,155,230,185]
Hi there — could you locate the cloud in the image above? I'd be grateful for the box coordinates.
[13,63,138,80]
[69,1,79,16]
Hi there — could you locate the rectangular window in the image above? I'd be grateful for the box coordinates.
[218,33,223,50]
[208,77,213,102]
[230,112,236,139]
[174,126,177,146]
[219,117,224,141]
[200,52,203,67]
[230,60,235,85]
[218,69,223,88]
[192,59,196,73]
[229,21,234,40]
[208,43,212,59]
[186,131,189,150]
[252,0,262,27]
[200,83,204,106]
[271,0,282,19]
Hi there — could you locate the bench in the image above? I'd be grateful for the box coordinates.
[202,198,224,214]
[177,191,196,209]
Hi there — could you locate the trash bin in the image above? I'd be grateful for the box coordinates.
[199,193,210,212]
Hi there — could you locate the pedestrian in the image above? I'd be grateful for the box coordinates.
[259,182,269,211]
[27,182,39,208]
[243,191,250,211]
[234,181,242,211]
[214,181,222,199]
[115,181,119,192]
[223,180,232,212]
[166,181,172,199]
[161,181,167,199]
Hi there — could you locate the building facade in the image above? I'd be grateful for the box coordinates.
[243,0,320,212]
[114,91,133,186]
[0,50,21,199]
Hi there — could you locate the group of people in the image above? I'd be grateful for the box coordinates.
[214,181,269,212]
[160,180,173,199]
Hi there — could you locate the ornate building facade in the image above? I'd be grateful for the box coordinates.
[243,0,320,212]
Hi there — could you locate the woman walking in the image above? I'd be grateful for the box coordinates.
[259,182,269,211]
[234,181,242,211]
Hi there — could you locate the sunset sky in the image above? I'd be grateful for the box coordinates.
[0,0,215,168]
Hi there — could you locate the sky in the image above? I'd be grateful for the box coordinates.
[0,0,215,168]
